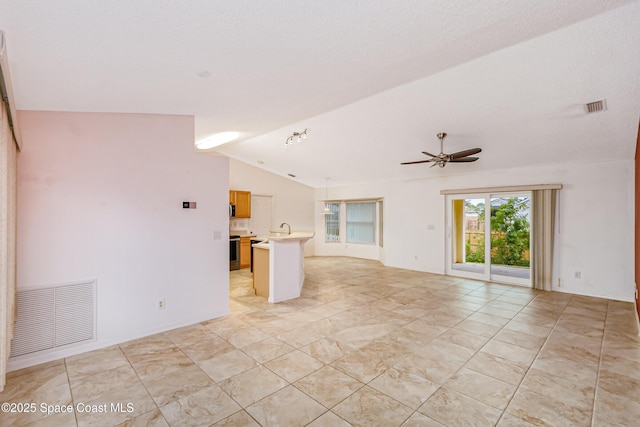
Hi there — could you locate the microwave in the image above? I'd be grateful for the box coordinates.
[229,204,236,218]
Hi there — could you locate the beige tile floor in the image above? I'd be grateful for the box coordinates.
[2,257,640,426]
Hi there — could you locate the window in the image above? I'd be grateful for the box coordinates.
[346,202,376,245]
[324,202,340,243]
[323,199,383,247]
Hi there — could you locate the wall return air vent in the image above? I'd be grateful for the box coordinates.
[584,99,607,114]
[10,281,96,359]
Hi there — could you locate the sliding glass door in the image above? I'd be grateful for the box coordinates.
[446,192,532,286]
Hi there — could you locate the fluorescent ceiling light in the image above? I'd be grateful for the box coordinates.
[196,132,239,149]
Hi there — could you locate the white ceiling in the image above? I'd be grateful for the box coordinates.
[1,0,639,188]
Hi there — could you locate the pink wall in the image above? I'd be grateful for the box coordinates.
[12,111,230,369]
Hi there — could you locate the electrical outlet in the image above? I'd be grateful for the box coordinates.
[158,299,165,310]
[574,271,581,279]
[557,278,561,288]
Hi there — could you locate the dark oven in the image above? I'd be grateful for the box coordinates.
[229,235,240,271]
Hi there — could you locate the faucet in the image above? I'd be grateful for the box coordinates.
[280,222,291,235]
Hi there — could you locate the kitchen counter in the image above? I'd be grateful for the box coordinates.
[252,241,270,250]
[266,231,315,241]
[230,230,256,238]
[251,231,315,303]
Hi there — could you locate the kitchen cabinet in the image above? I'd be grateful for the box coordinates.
[253,246,269,298]
[229,190,251,218]
[240,236,251,269]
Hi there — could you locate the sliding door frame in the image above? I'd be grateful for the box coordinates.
[445,192,533,287]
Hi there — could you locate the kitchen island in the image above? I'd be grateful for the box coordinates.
[252,232,315,303]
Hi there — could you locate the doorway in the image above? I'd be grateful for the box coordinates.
[446,192,532,287]
[249,195,273,236]
[228,195,273,301]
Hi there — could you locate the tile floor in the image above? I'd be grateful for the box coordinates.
[2,257,640,426]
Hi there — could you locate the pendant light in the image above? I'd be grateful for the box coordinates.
[321,177,333,215]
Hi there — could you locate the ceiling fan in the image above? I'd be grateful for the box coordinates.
[401,132,482,168]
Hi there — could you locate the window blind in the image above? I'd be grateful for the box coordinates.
[346,202,376,245]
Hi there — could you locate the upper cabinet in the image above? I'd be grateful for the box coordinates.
[230,190,251,218]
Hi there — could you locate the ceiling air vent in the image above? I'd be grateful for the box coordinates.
[584,99,607,114]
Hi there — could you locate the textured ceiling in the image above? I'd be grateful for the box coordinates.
[1,0,638,188]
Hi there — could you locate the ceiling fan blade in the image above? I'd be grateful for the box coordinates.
[448,157,479,162]
[400,159,433,165]
[449,148,482,160]
[421,151,438,158]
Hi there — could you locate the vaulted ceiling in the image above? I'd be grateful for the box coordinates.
[1,0,638,188]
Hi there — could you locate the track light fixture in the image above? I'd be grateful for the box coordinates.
[285,128,308,148]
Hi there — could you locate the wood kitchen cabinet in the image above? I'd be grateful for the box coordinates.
[240,236,251,269]
[253,247,269,298]
[229,190,251,218]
